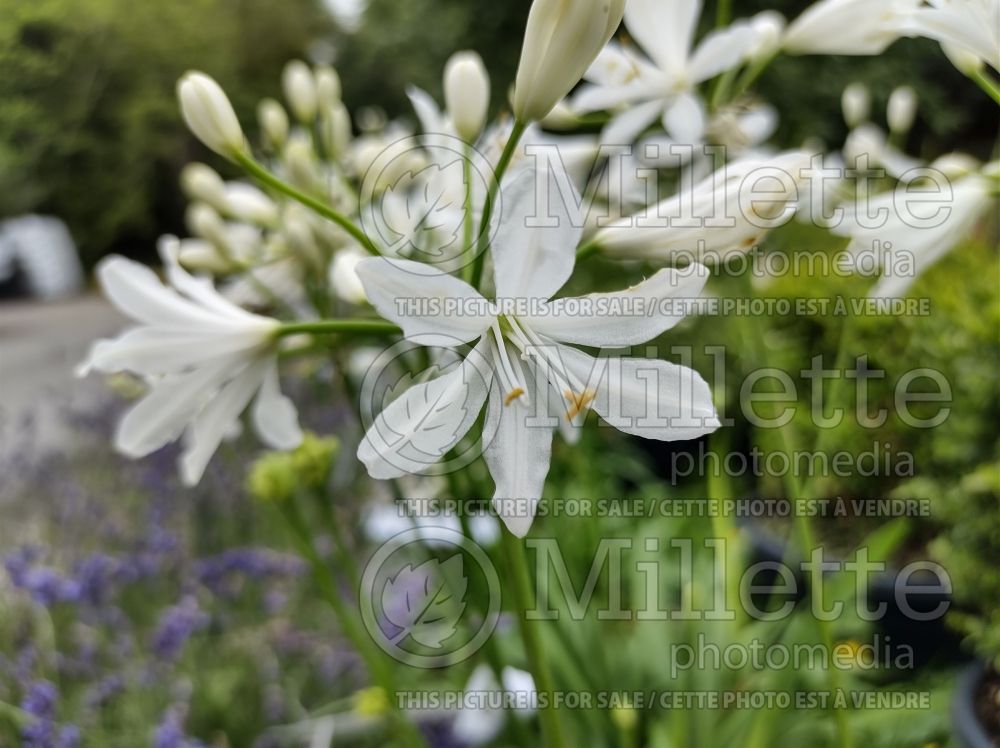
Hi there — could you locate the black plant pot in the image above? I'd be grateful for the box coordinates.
[953,661,996,748]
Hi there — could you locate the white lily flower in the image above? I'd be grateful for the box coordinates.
[444,51,490,142]
[902,0,999,72]
[452,664,536,745]
[354,164,719,537]
[513,0,626,122]
[783,0,920,55]
[177,72,247,158]
[834,160,997,297]
[593,150,812,262]
[573,0,758,145]
[78,237,302,485]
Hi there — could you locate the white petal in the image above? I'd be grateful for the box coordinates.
[180,359,269,485]
[354,257,494,346]
[97,256,220,328]
[526,264,709,347]
[78,327,266,377]
[601,100,665,145]
[491,164,581,301]
[625,0,700,74]
[662,92,707,145]
[114,355,248,458]
[252,361,303,450]
[483,368,555,538]
[358,340,492,478]
[687,24,758,83]
[559,346,720,441]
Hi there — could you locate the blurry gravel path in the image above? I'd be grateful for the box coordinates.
[0,294,124,455]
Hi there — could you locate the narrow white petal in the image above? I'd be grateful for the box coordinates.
[526,264,709,347]
[662,92,707,145]
[687,24,758,83]
[558,346,720,441]
[252,360,303,450]
[601,100,664,145]
[491,164,581,302]
[625,0,700,74]
[355,257,494,346]
[483,369,556,538]
[180,359,269,485]
[358,340,492,478]
[97,256,220,328]
[114,355,249,458]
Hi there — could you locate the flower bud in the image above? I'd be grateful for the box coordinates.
[177,238,229,273]
[749,11,786,61]
[223,183,279,225]
[887,86,917,134]
[257,98,289,150]
[841,82,870,128]
[329,246,369,305]
[444,51,490,142]
[186,203,229,247]
[284,134,320,192]
[321,102,353,158]
[282,60,319,123]
[176,72,246,157]
[941,41,983,75]
[180,163,227,206]
[513,0,625,122]
[315,65,342,109]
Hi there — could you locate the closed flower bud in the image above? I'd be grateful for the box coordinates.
[186,203,228,247]
[223,183,279,225]
[444,51,490,142]
[749,11,786,60]
[887,86,917,134]
[315,65,342,109]
[330,246,369,305]
[282,60,318,123]
[257,98,289,150]
[177,72,246,158]
[513,0,625,122]
[941,41,983,75]
[841,82,871,128]
[180,163,227,206]
[284,134,320,192]
[321,102,353,158]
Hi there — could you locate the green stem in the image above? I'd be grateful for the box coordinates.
[462,144,476,284]
[731,53,777,101]
[277,319,400,337]
[738,298,852,748]
[235,153,381,256]
[970,68,1000,106]
[715,0,732,27]
[501,528,568,748]
[278,499,426,748]
[470,120,528,290]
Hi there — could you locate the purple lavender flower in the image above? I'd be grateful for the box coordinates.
[151,597,209,661]
[154,708,204,748]
[5,549,81,606]
[21,680,58,747]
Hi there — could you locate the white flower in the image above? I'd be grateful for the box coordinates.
[902,0,999,72]
[78,237,302,485]
[452,664,536,745]
[833,160,997,297]
[887,86,918,134]
[282,60,319,123]
[354,164,719,537]
[513,0,626,122]
[329,246,370,305]
[444,51,490,142]
[593,150,812,262]
[783,0,920,55]
[573,0,758,145]
[748,10,787,60]
[177,72,246,158]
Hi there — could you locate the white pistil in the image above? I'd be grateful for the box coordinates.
[490,322,529,406]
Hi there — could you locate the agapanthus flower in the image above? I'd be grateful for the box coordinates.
[78,237,302,485]
[573,0,758,145]
[355,163,719,537]
[782,0,921,56]
[901,0,1000,72]
[835,157,998,297]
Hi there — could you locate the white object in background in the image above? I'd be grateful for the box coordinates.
[0,215,84,300]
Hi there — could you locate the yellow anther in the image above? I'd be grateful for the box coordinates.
[564,388,596,420]
[504,387,526,406]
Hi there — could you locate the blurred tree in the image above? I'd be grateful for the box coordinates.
[0,0,334,267]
